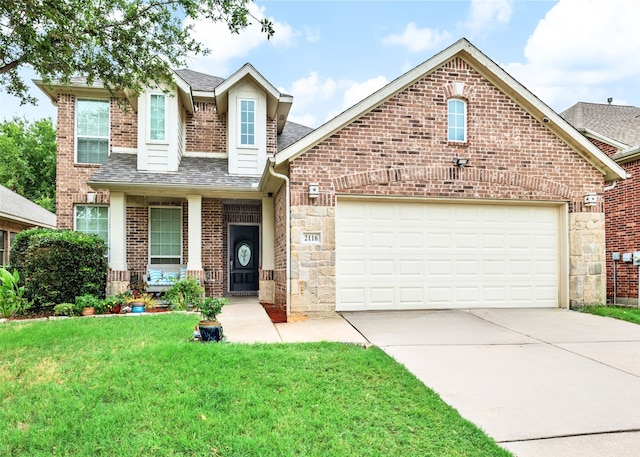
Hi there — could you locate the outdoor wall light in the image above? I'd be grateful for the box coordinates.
[308,183,319,199]
[452,157,469,167]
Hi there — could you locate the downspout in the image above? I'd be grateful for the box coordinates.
[268,159,291,318]
[604,181,617,192]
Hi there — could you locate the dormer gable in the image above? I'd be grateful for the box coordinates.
[136,74,194,172]
[213,64,293,176]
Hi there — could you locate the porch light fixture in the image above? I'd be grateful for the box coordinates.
[308,183,319,199]
[87,191,96,203]
[452,157,469,167]
[584,192,597,207]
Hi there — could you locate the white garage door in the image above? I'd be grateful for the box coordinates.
[336,199,561,311]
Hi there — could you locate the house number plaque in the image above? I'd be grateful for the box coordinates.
[302,232,322,245]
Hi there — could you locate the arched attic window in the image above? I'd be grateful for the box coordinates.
[447,98,467,142]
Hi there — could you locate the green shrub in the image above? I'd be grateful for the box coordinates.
[200,296,227,321]
[10,228,107,308]
[164,278,204,311]
[0,267,31,318]
[53,303,76,316]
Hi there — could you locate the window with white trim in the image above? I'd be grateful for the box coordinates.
[149,207,181,264]
[239,98,256,146]
[76,99,110,163]
[75,205,109,246]
[448,98,467,142]
[149,94,167,142]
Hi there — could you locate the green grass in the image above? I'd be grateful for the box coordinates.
[580,305,640,324]
[0,314,511,457]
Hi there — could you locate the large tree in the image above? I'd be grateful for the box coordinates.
[0,118,56,212]
[0,0,274,104]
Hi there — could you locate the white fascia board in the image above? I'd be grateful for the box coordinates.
[580,129,630,151]
[613,145,640,164]
[172,71,195,114]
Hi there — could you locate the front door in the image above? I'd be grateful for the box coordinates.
[229,225,259,292]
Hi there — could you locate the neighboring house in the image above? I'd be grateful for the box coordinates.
[562,102,640,305]
[0,184,57,265]
[36,38,625,319]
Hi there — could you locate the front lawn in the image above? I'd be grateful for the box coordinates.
[579,305,640,325]
[0,314,510,456]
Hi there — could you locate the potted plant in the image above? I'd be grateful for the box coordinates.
[126,293,156,313]
[75,294,100,316]
[198,297,228,342]
[164,278,204,311]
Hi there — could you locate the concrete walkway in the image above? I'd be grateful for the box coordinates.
[343,308,640,457]
[218,296,368,345]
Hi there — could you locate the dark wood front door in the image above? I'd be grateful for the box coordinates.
[229,225,259,292]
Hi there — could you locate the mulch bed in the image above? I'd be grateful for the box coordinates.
[260,302,287,323]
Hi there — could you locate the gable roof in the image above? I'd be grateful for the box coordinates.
[0,184,56,228]
[212,63,293,134]
[272,38,627,182]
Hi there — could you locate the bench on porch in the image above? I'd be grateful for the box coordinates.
[145,264,187,293]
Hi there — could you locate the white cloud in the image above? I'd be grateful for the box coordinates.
[382,22,451,53]
[282,73,389,128]
[341,76,388,110]
[185,3,295,74]
[503,0,640,110]
[464,0,513,34]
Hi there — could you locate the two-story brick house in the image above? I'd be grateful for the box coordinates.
[562,102,640,305]
[38,38,625,319]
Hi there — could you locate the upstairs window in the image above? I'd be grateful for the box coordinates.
[76,99,109,164]
[149,94,167,142]
[149,207,181,264]
[239,98,256,146]
[448,99,467,142]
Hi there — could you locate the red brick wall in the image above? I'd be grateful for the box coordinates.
[590,138,618,158]
[185,102,226,153]
[111,99,137,148]
[604,158,640,302]
[202,198,224,296]
[289,57,603,206]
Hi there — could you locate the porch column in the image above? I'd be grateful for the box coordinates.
[107,191,129,295]
[262,196,275,270]
[259,196,276,304]
[186,195,202,271]
[110,192,127,271]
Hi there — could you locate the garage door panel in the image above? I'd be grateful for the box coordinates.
[337,200,561,311]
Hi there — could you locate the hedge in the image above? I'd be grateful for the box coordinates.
[10,228,107,308]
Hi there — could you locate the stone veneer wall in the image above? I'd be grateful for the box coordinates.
[569,210,606,306]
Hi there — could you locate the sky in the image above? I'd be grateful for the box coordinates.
[2,0,640,128]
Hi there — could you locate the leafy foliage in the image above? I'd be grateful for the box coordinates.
[10,228,107,308]
[0,267,30,318]
[164,277,204,310]
[0,118,56,212]
[1,0,275,104]
[200,296,227,321]
[53,302,76,316]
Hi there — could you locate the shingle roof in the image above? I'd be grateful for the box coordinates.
[561,102,640,148]
[89,153,259,189]
[174,69,225,92]
[277,121,314,152]
[0,184,56,227]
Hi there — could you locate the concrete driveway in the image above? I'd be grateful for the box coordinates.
[342,308,640,457]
